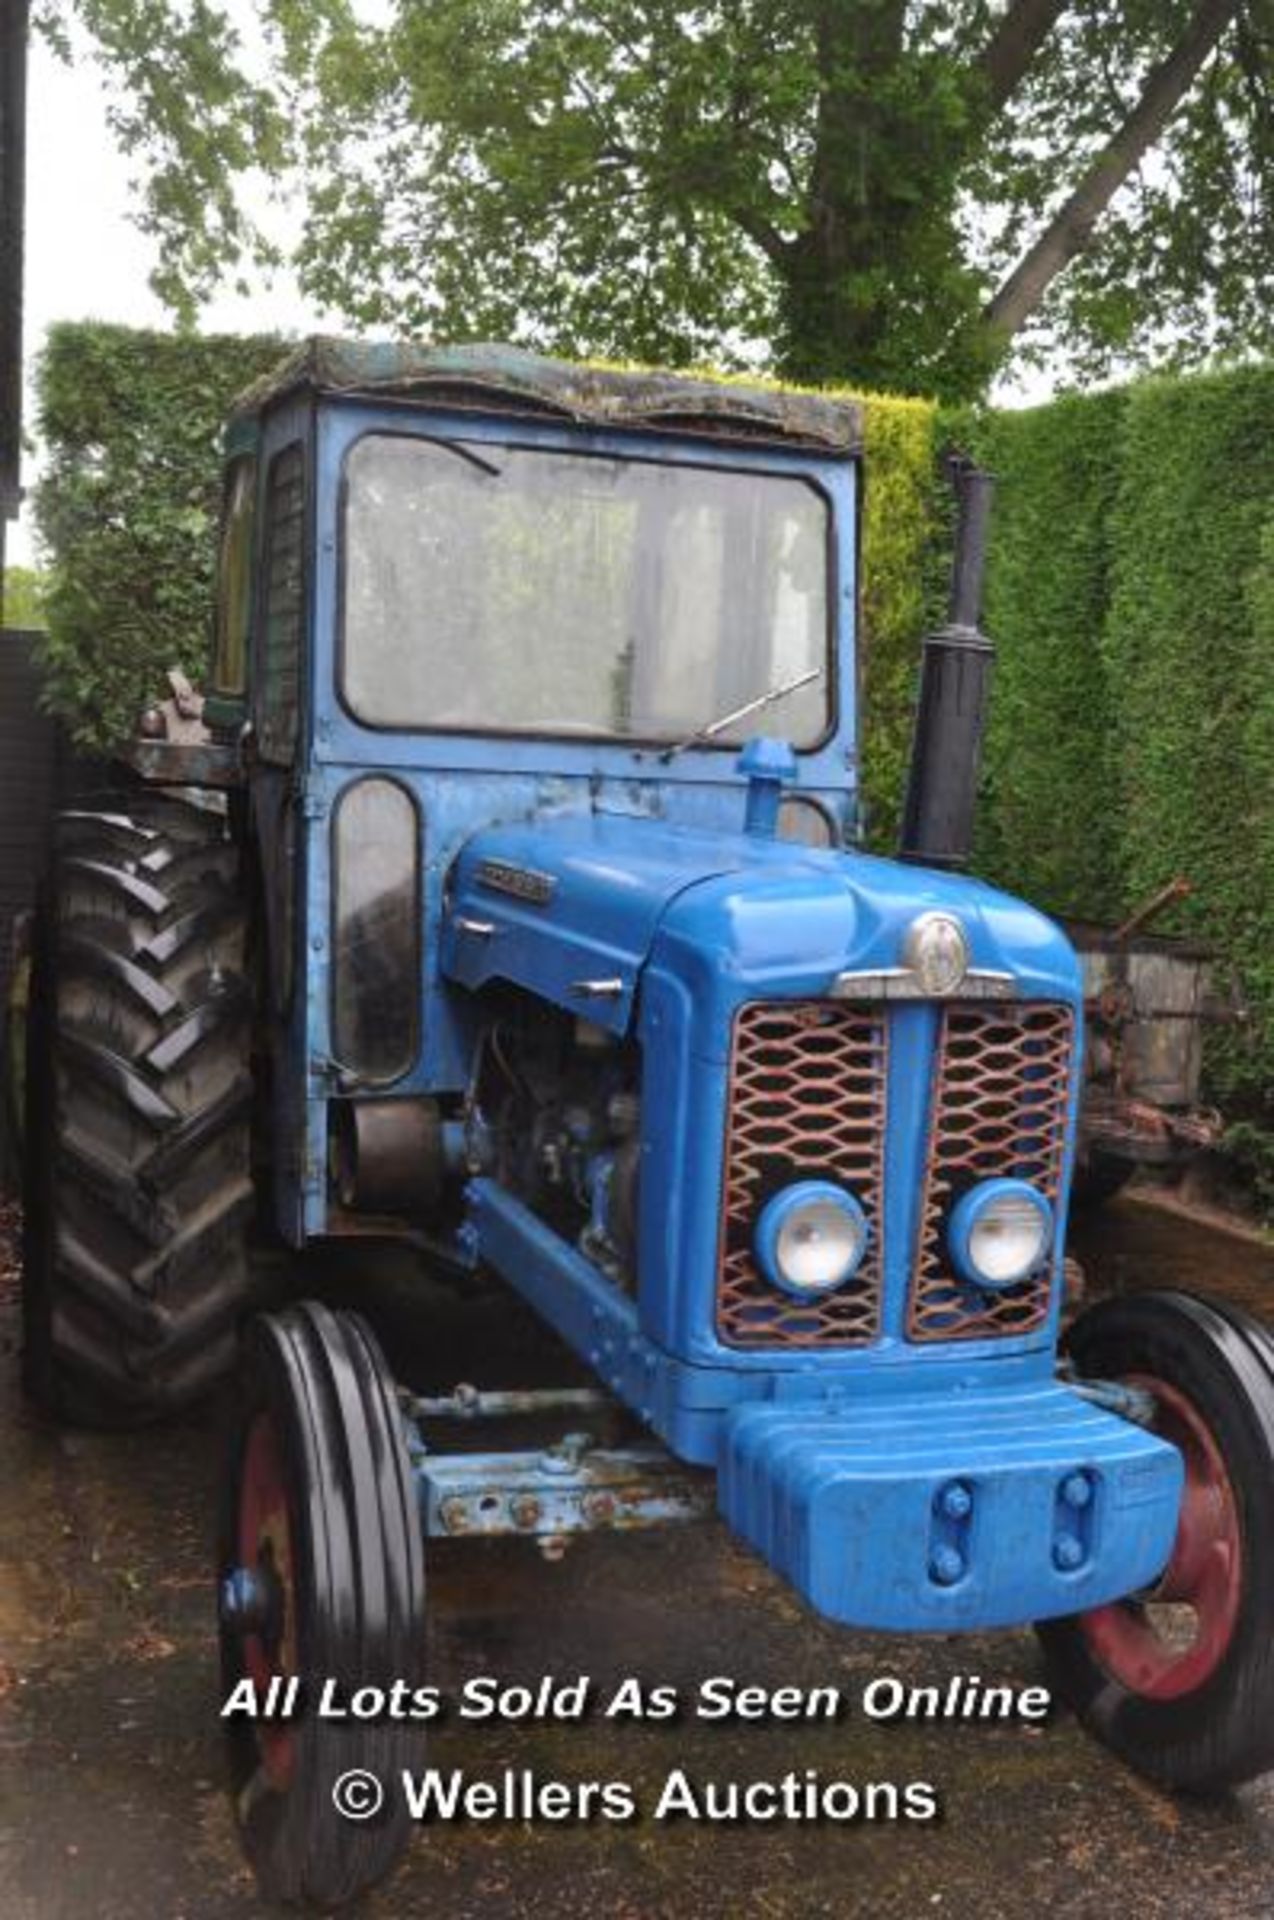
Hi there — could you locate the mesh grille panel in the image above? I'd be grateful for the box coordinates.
[717,1002,887,1348]
[908,1002,1073,1342]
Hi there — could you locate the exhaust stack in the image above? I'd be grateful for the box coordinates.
[899,455,996,869]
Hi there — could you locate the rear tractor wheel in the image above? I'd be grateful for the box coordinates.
[1039,1290,1274,1792]
[22,788,255,1426]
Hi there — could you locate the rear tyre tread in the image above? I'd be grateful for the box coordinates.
[22,787,255,1429]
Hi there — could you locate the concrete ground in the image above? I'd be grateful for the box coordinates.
[4,1196,1274,1919]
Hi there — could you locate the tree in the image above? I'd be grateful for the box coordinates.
[41,1,1274,397]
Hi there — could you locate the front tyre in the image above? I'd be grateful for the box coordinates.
[219,1301,426,1908]
[1038,1290,1274,1792]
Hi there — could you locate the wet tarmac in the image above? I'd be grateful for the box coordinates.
[3,1195,1274,1919]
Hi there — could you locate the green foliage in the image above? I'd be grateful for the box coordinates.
[33,322,283,748]
[955,365,1274,1150]
[854,393,942,846]
[41,0,291,324]
[2,567,50,628]
[969,389,1127,919]
[1221,1118,1274,1218]
[41,2,1274,399]
[857,360,1274,1161]
[1103,367,1274,1115]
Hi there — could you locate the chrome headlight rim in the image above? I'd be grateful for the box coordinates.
[948,1178,1053,1292]
[755,1180,869,1299]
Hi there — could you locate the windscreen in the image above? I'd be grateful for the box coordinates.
[341,435,830,745]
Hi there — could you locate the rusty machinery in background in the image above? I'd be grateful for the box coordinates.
[1067,877,1242,1207]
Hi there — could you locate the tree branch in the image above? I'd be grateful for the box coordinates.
[977,0,1070,116]
[649,152,791,265]
[984,0,1241,342]
[731,204,791,266]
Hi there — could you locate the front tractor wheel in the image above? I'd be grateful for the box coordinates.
[219,1302,426,1907]
[1039,1291,1274,1792]
[21,788,254,1426]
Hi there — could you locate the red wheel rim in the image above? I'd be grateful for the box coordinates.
[1082,1373,1242,1700]
[237,1412,298,1788]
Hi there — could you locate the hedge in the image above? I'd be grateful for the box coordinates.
[854,392,944,846]
[1102,370,1274,1155]
[2,567,49,629]
[965,367,1274,1175]
[967,391,1126,920]
[30,325,1274,1173]
[34,324,284,748]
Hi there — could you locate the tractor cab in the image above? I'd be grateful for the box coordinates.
[203,342,867,1246]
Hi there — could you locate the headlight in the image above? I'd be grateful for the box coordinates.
[756,1182,868,1297]
[949,1179,1052,1290]
[903,912,969,996]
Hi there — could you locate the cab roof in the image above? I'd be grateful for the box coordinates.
[230,337,862,456]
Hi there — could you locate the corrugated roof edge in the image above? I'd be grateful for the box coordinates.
[230,337,863,454]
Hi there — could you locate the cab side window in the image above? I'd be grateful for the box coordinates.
[211,455,255,697]
[258,443,306,762]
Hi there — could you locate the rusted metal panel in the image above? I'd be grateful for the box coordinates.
[1119,949,1208,1108]
[116,669,243,788]
[1068,906,1226,1167]
[420,1440,713,1540]
[117,737,242,788]
[1080,1087,1220,1164]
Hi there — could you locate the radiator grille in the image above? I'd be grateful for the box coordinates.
[717,1002,887,1348]
[908,1002,1073,1342]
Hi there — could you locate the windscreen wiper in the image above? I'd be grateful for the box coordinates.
[659,666,823,763]
[429,436,503,477]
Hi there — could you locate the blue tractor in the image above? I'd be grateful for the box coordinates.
[21,342,1274,1903]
